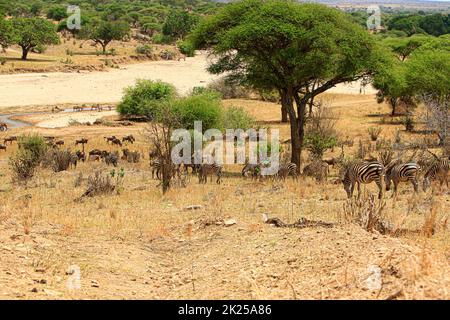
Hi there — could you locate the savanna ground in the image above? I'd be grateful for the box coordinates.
[0,93,449,300]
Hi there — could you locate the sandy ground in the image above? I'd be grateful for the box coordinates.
[0,54,376,109]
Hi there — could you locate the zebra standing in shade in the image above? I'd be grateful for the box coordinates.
[276,162,298,181]
[385,162,420,195]
[342,161,384,199]
[198,163,223,184]
[423,158,449,191]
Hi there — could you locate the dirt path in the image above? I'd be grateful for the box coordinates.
[0,54,377,110]
[0,54,219,109]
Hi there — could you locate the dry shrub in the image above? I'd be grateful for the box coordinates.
[302,160,329,182]
[43,149,72,172]
[78,170,125,199]
[207,77,250,99]
[368,127,382,141]
[342,194,391,234]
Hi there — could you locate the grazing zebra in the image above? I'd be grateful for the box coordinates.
[423,158,449,191]
[0,123,7,131]
[276,162,298,181]
[342,161,384,199]
[198,163,222,184]
[0,144,6,151]
[150,159,180,180]
[302,161,329,182]
[242,163,261,180]
[385,162,420,195]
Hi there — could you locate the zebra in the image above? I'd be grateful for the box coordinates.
[105,152,119,167]
[423,158,449,191]
[384,162,420,195]
[198,163,222,184]
[242,163,261,180]
[276,162,298,181]
[342,161,384,199]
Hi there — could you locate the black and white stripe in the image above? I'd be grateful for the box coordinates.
[385,162,420,194]
[423,158,449,191]
[276,162,298,181]
[198,163,223,184]
[342,161,384,199]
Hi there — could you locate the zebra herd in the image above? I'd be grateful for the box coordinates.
[342,158,448,199]
[149,154,449,198]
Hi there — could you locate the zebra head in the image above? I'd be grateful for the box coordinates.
[341,170,352,199]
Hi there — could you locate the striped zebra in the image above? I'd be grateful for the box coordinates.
[198,163,223,184]
[342,161,384,199]
[423,158,449,191]
[385,162,420,195]
[150,159,180,180]
[242,163,261,180]
[276,162,298,181]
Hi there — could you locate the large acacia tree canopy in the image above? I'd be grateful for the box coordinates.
[190,0,386,91]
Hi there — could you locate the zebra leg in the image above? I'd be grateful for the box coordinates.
[412,178,419,193]
[376,179,383,199]
[357,182,361,199]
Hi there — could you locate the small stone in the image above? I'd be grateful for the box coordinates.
[224,219,236,227]
[35,268,46,273]
[91,280,100,288]
[31,288,38,293]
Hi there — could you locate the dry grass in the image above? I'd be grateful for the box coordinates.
[0,94,448,299]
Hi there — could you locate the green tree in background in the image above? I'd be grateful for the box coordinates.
[162,10,198,40]
[81,20,130,54]
[12,17,59,60]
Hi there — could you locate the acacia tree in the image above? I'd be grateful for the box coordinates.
[373,59,415,116]
[12,17,59,60]
[0,17,16,51]
[82,20,130,54]
[190,0,385,168]
[406,48,450,148]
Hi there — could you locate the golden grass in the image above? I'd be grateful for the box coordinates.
[0,94,448,299]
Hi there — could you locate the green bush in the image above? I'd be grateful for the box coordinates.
[9,134,47,183]
[18,134,47,164]
[172,92,223,131]
[305,133,337,159]
[117,80,176,118]
[223,106,255,131]
[152,33,173,44]
[177,40,195,57]
[136,44,153,55]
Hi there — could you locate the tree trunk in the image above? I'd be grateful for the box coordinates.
[279,89,289,123]
[102,43,107,54]
[283,88,301,170]
[294,93,307,171]
[390,98,397,116]
[21,47,30,60]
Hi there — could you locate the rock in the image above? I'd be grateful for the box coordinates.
[184,205,203,211]
[35,268,46,273]
[224,219,237,227]
[91,280,100,288]
[31,288,38,293]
